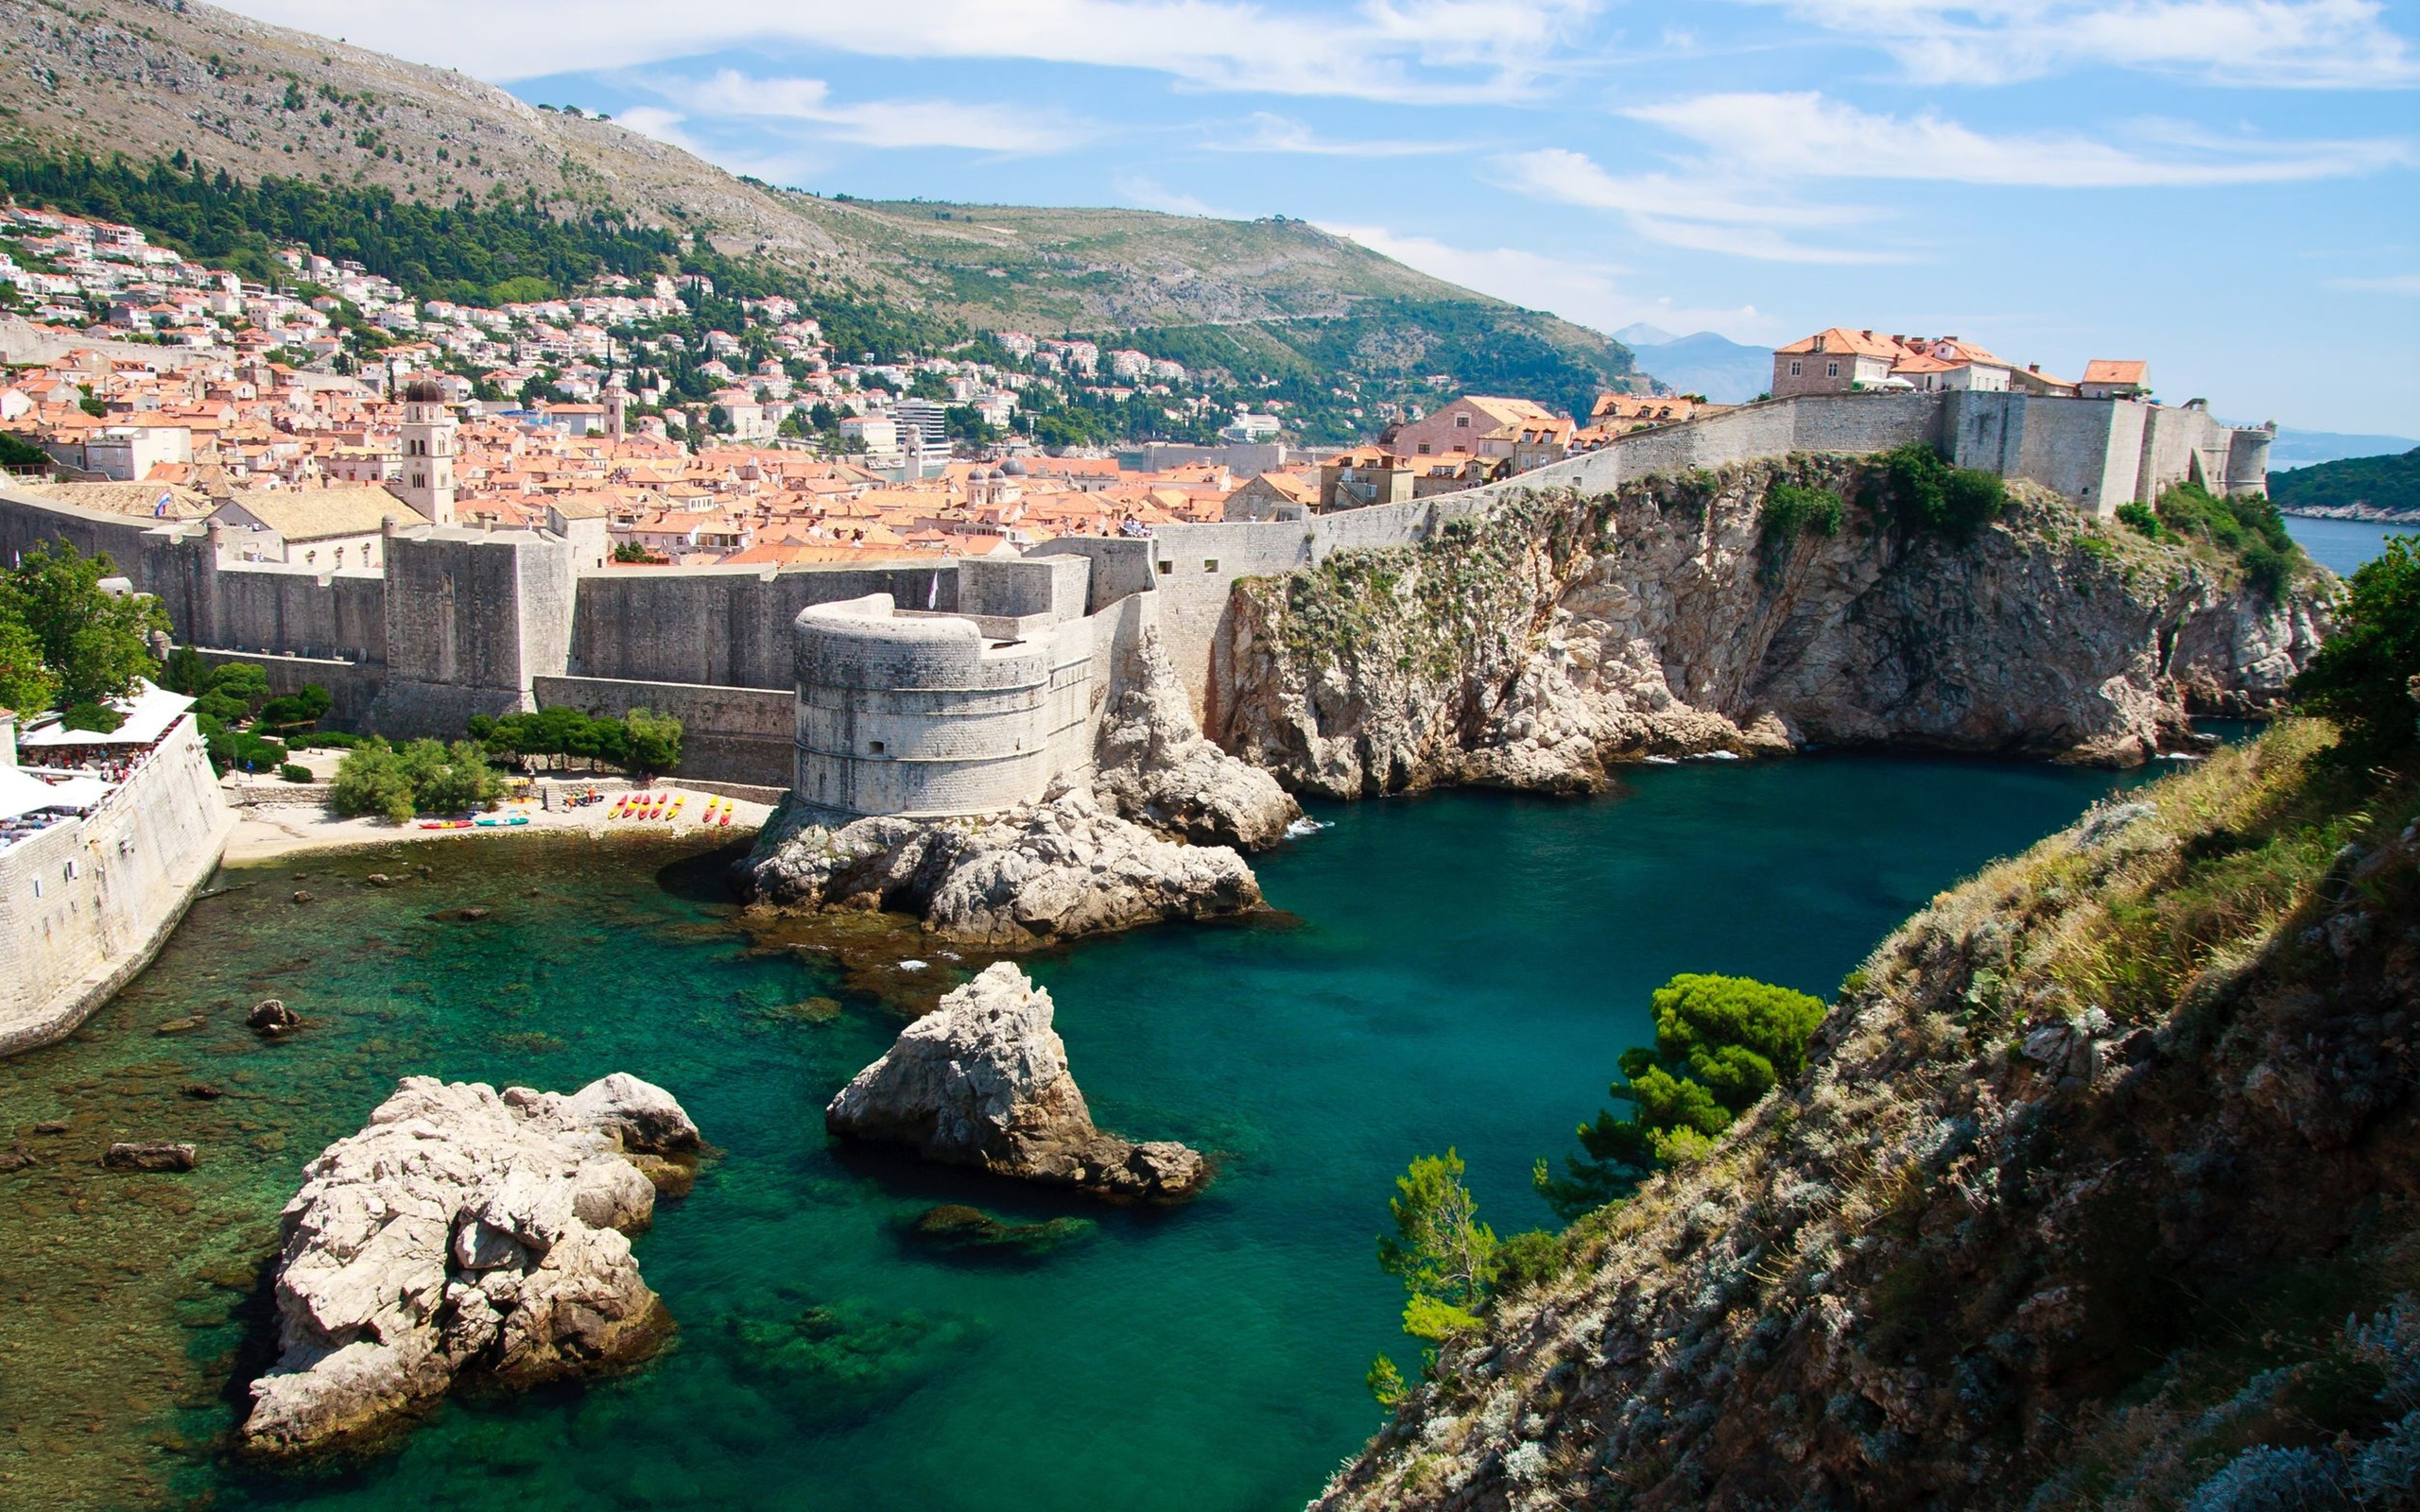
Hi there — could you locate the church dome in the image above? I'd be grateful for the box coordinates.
[401,378,448,404]
[999,456,1028,476]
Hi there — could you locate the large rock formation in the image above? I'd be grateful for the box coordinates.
[241,1074,700,1457]
[1311,724,2420,1512]
[825,962,1207,1202]
[1095,628,1302,850]
[741,785,1262,948]
[1219,464,2330,796]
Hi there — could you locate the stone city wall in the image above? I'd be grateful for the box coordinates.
[0,715,235,1057]
[568,562,959,691]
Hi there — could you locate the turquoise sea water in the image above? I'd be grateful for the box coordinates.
[2283,514,2416,576]
[0,754,2161,1511]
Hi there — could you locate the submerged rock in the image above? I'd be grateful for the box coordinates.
[825,963,1207,1203]
[248,999,300,1035]
[104,1142,197,1172]
[908,1204,1096,1254]
[741,786,1261,949]
[239,1074,700,1458]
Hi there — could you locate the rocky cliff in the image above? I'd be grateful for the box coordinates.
[1219,461,2328,797]
[1312,721,2420,1511]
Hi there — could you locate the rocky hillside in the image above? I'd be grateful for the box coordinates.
[1315,719,2420,1510]
[0,0,1638,406]
[1216,460,2329,795]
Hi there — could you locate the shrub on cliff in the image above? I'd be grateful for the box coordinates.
[2294,535,2420,765]
[1534,973,1824,1220]
[2155,481,2302,597]
[1867,442,2007,544]
[1761,481,1844,545]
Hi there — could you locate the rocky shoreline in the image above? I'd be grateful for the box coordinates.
[825,963,1207,1203]
[241,1074,700,1457]
[1217,463,2328,797]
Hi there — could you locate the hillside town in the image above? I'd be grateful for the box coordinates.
[1,206,2181,568]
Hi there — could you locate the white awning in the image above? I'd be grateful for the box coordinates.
[0,766,110,821]
[20,681,195,749]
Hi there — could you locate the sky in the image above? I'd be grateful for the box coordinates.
[218,0,2420,435]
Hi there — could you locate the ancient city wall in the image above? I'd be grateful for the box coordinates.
[568,562,959,690]
[0,716,235,1057]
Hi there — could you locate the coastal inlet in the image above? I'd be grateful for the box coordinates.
[0,754,2163,1512]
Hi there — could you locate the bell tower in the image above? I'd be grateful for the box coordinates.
[395,378,458,525]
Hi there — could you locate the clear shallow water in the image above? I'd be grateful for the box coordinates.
[0,755,2157,1512]
[2283,514,2417,576]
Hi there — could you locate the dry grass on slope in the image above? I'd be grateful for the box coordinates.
[1318,721,2420,1511]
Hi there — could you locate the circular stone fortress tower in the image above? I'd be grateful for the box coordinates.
[790,557,1102,819]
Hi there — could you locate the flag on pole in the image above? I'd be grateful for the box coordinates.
[926,571,939,610]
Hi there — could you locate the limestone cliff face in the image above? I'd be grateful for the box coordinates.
[1217,462,2329,796]
[1312,725,2420,1512]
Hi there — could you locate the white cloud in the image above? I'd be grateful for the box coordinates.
[1628,92,2415,187]
[1209,112,1471,157]
[1743,0,2420,88]
[2330,272,2420,295]
[672,70,1097,153]
[222,0,1604,102]
[1320,222,1785,340]
[1493,147,1898,264]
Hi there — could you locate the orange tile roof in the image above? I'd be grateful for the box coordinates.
[2082,360,2148,385]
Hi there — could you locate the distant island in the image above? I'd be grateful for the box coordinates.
[2271,446,2420,521]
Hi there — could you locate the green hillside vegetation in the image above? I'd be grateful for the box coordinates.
[2272,447,2420,516]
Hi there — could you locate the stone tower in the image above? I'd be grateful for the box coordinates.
[395,378,457,525]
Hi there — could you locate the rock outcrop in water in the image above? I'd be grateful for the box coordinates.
[740,628,1289,945]
[741,786,1262,949]
[825,963,1207,1202]
[241,1074,700,1457]
[1219,463,2329,796]
[1311,724,2420,1512]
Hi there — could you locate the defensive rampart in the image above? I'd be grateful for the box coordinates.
[0,389,2274,781]
[790,556,1112,818]
[0,715,234,1057]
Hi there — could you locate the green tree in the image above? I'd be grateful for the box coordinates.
[4,541,167,706]
[0,593,57,714]
[1377,1149,1498,1342]
[2293,535,2420,765]
[331,736,501,819]
[1365,1353,1407,1407]
[623,707,683,777]
[331,738,416,821]
[1535,973,1825,1220]
[159,643,208,695]
[257,683,332,731]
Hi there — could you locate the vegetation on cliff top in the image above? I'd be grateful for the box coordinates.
[2118,479,2306,596]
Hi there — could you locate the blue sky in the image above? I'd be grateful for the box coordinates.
[224,0,2420,434]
